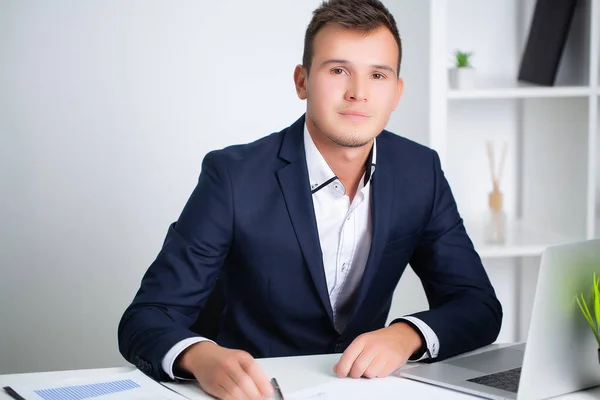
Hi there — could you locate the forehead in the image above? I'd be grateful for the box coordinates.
[311,23,398,69]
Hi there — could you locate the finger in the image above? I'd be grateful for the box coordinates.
[214,380,242,400]
[349,348,377,379]
[335,339,366,378]
[197,371,233,400]
[363,356,387,379]
[379,355,407,377]
[239,354,274,398]
[221,373,248,400]
[227,358,261,400]
[229,370,260,400]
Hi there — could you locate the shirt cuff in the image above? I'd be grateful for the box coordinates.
[161,336,215,380]
[395,316,440,361]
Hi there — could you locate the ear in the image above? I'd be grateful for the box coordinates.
[392,77,404,111]
[294,64,308,100]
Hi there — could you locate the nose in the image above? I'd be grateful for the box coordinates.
[345,75,368,103]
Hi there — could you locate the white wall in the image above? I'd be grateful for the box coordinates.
[0,0,430,373]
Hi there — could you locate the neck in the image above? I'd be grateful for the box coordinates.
[307,122,372,201]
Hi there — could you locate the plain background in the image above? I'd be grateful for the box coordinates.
[0,0,432,373]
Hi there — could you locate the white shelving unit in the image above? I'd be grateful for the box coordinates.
[425,0,600,342]
[430,0,599,258]
[447,78,593,100]
[469,219,575,259]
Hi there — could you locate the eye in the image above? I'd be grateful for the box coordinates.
[331,68,346,75]
[372,73,385,80]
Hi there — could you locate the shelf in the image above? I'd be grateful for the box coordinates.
[447,77,593,100]
[465,219,580,258]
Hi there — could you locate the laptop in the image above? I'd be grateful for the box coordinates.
[400,239,600,400]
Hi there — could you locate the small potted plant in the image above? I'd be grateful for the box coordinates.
[448,50,475,89]
[576,272,600,363]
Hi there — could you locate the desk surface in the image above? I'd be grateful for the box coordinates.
[1,349,600,399]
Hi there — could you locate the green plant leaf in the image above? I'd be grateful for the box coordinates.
[576,274,600,348]
[577,294,594,327]
[595,273,600,334]
[454,50,473,68]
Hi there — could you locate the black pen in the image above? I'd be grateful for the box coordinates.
[3,387,26,400]
[271,377,284,400]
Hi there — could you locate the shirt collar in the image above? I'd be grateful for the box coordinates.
[303,123,377,195]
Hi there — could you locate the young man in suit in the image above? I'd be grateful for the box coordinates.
[118,0,502,399]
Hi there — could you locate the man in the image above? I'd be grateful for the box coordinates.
[118,0,502,399]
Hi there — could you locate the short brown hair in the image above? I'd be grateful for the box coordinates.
[302,0,402,76]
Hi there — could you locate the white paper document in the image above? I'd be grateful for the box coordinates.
[287,376,476,400]
[4,369,187,400]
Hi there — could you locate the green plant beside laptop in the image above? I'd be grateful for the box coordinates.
[576,272,600,359]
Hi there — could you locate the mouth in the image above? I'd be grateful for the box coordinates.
[339,111,371,122]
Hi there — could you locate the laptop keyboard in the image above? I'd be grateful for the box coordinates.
[467,367,522,393]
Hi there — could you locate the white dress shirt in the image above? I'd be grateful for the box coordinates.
[161,124,439,379]
[303,125,373,334]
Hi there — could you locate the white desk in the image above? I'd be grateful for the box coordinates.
[2,351,600,399]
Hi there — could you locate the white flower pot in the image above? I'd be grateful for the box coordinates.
[448,67,476,89]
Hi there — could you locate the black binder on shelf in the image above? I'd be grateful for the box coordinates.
[517,0,577,86]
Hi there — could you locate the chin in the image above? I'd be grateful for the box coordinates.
[327,132,375,148]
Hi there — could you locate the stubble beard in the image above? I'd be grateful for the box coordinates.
[313,120,373,149]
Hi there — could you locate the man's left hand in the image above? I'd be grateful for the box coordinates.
[333,322,423,379]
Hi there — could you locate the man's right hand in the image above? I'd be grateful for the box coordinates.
[178,341,274,400]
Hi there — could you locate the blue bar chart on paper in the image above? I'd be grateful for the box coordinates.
[3,370,185,399]
[34,378,139,399]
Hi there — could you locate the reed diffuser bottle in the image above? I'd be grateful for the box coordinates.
[485,181,506,244]
[484,141,507,244]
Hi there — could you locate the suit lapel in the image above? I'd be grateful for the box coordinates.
[276,115,334,325]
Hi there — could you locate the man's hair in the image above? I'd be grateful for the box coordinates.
[302,0,402,77]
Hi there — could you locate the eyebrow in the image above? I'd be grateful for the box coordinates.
[320,59,396,75]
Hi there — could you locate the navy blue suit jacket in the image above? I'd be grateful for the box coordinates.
[118,115,502,381]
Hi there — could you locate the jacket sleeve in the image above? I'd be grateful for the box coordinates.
[393,150,503,361]
[117,150,233,380]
